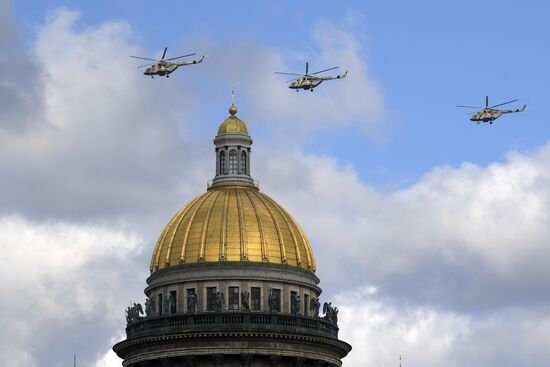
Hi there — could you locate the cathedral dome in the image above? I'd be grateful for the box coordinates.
[116,103,351,367]
[150,185,316,273]
[217,104,249,135]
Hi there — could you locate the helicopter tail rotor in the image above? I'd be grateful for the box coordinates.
[519,103,527,112]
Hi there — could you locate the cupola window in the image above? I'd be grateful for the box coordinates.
[240,151,247,174]
[229,150,237,174]
[251,287,261,311]
[228,286,239,310]
[206,287,217,311]
[220,151,226,175]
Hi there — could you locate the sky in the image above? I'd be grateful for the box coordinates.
[1,0,549,366]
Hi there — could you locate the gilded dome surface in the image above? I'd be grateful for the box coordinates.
[217,116,249,135]
[151,186,316,273]
[217,104,249,135]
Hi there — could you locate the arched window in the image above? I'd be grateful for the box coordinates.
[220,151,226,175]
[240,151,247,174]
[229,150,237,174]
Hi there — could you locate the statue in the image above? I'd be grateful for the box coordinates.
[268,288,279,313]
[163,296,171,314]
[144,297,155,317]
[322,302,338,325]
[125,306,131,324]
[215,291,225,312]
[310,297,320,317]
[291,294,301,315]
[241,291,250,312]
[187,291,197,313]
[125,302,144,326]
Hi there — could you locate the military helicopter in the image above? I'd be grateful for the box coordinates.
[457,96,527,124]
[130,47,204,78]
[275,62,348,92]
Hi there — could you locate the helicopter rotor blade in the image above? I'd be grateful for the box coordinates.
[456,105,482,109]
[137,62,157,68]
[161,47,168,61]
[489,99,518,109]
[165,53,197,61]
[486,96,488,108]
[130,56,159,62]
[309,66,339,76]
[306,62,309,75]
[275,72,302,76]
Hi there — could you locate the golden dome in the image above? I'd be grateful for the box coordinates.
[150,185,316,273]
[217,104,249,135]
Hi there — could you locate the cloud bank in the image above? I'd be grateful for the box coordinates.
[1,7,548,367]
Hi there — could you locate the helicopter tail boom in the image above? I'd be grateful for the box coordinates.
[318,69,348,81]
[176,55,205,66]
[500,104,527,114]
[337,69,349,79]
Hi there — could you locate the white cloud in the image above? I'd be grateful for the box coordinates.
[94,347,123,367]
[0,215,144,367]
[335,287,550,367]
[2,6,548,367]
[193,18,386,138]
[259,142,550,309]
[0,8,209,223]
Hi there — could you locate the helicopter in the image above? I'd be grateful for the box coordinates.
[457,96,527,124]
[130,47,204,78]
[275,62,348,92]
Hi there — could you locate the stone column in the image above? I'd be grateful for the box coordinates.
[215,148,220,176]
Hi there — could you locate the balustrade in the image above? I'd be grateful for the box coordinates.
[126,311,338,339]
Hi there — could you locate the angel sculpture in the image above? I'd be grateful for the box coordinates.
[187,291,197,313]
[144,297,155,317]
[215,291,225,312]
[310,297,321,317]
[241,291,250,312]
[322,302,338,325]
[126,302,144,325]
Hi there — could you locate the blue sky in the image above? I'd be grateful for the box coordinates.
[2,1,550,366]
[13,0,550,188]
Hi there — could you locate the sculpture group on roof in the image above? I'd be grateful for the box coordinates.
[323,302,339,325]
[125,294,339,327]
[125,303,143,326]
